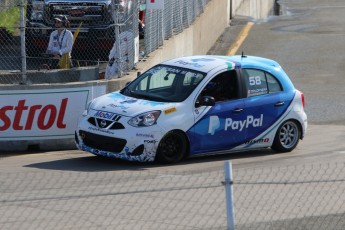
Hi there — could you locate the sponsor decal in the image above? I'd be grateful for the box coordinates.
[106,103,129,110]
[190,58,215,62]
[144,140,158,144]
[120,98,137,104]
[175,60,205,68]
[248,88,268,97]
[208,114,264,135]
[136,133,154,138]
[94,111,117,120]
[208,116,220,135]
[245,138,270,144]
[87,126,114,135]
[164,107,176,115]
[194,106,210,120]
[0,98,67,131]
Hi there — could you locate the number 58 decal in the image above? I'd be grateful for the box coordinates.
[249,76,262,86]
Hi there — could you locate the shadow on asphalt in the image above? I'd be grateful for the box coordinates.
[22,148,276,172]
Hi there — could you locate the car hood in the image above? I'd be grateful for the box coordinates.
[90,92,174,117]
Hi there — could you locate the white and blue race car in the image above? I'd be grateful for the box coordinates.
[75,55,307,163]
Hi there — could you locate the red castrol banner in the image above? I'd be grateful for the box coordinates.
[0,86,106,140]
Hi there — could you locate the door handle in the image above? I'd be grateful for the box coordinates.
[275,101,285,107]
[232,108,243,114]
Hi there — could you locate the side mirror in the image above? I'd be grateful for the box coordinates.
[125,81,131,87]
[196,96,215,107]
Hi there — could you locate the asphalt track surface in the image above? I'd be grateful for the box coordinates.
[1,0,345,229]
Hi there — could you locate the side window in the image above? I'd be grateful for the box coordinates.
[199,70,238,102]
[266,73,282,93]
[243,69,268,97]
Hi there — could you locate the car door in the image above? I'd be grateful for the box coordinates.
[188,70,248,155]
[240,68,289,143]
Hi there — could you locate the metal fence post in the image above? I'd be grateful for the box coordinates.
[224,161,235,230]
[19,0,27,84]
[112,0,122,78]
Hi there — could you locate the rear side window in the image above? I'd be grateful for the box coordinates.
[243,69,282,97]
[266,73,282,93]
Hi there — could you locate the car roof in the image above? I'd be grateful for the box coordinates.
[161,55,281,73]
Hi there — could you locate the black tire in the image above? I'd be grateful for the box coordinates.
[155,131,188,164]
[272,120,301,152]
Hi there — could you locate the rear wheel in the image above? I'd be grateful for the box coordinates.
[155,131,187,164]
[272,120,300,152]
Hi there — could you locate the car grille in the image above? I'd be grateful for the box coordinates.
[46,2,111,27]
[79,130,126,153]
[87,117,125,130]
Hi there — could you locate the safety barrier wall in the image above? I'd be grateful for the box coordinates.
[0,66,99,84]
[231,0,278,20]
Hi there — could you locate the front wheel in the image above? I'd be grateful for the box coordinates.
[272,120,300,152]
[155,131,188,164]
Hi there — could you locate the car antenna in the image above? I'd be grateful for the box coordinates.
[241,51,247,58]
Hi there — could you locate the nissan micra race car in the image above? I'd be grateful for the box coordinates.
[75,55,307,163]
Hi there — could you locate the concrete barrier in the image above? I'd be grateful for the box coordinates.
[232,0,277,20]
[0,66,99,85]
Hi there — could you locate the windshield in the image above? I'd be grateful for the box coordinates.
[120,64,206,102]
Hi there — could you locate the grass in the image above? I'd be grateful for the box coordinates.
[0,6,20,35]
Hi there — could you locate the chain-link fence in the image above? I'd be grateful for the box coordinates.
[0,0,139,82]
[143,0,209,55]
[0,0,21,72]
[0,0,212,85]
[1,161,345,229]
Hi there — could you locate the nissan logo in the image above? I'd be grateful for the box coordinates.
[100,120,107,128]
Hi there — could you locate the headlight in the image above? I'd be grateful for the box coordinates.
[31,12,44,20]
[128,111,161,127]
[31,1,44,20]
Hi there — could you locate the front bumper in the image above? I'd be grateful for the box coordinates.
[75,118,165,162]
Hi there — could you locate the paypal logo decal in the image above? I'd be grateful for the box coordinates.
[208,116,220,135]
[208,114,264,135]
[190,58,215,62]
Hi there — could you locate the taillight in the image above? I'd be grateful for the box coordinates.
[300,91,305,108]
